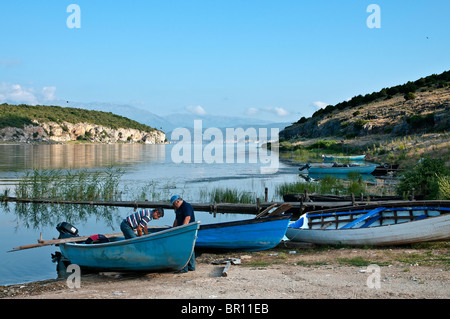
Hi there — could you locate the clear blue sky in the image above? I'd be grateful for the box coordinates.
[1,0,449,123]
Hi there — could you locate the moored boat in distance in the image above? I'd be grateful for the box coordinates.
[285,201,450,246]
[59,222,200,272]
[299,162,377,174]
[322,154,366,161]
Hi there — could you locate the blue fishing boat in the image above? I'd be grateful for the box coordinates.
[59,222,200,272]
[299,163,377,174]
[195,214,291,252]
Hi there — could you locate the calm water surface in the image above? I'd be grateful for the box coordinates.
[0,143,301,285]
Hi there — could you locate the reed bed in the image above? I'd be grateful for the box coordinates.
[200,187,263,204]
[273,174,392,198]
[14,167,124,201]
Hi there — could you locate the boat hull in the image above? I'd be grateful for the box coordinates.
[59,222,200,272]
[286,214,450,246]
[196,215,291,252]
[307,164,377,174]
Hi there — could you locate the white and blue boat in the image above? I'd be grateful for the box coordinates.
[59,222,200,272]
[286,201,450,246]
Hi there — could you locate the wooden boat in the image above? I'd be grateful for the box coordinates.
[285,201,450,246]
[322,154,366,161]
[372,163,401,176]
[59,222,200,272]
[195,214,292,252]
[299,163,377,174]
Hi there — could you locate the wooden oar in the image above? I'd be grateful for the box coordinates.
[267,204,292,217]
[8,232,124,252]
[255,203,277,219]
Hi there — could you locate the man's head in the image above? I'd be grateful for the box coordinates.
[170,195,183,209]
[152,207,164,219]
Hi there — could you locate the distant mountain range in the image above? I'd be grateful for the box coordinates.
[51,100,290,141]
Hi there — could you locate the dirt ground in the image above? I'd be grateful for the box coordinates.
[1,242,449,300]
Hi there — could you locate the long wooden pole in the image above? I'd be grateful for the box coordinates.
[8,232,124,252]
[9,225,171,252]
[1,196,388,212]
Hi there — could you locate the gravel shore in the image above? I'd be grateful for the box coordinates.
[2,242,449,300]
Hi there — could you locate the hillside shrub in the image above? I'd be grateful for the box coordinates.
[396,157,450,199]
[404,92,416,100]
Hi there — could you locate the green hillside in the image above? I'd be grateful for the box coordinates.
[281,70,450,141]
[309,70,450,120]
[0,103,159,133]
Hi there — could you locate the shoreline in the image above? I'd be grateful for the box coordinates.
[2,242,448,299]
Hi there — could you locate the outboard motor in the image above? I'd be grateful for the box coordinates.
[56,222,79,239]
[53,222,79,278]
[299,163,311,172]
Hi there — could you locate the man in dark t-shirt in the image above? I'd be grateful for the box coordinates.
[171,195,195,227]
[171,195,196,273]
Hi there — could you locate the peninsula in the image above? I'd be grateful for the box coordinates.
[0,104,166,144]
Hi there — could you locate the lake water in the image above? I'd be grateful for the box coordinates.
[0,143,302,285]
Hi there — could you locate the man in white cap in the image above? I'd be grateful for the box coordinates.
[170,195,196,273]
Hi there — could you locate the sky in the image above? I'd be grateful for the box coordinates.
[0,0,449,124]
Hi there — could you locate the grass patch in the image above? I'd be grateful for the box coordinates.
[295,260,330,267]
[336,257,374,267]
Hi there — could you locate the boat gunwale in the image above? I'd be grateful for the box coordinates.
[306,206,450,218]
[290,211,449,231]
[304,200,450,216]
[199,214,291,230]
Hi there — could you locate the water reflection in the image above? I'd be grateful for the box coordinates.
[7,202,121,231]
[0,143,166,171]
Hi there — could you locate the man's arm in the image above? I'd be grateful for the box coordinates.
[136,225,143,237]
[182,216,191,225]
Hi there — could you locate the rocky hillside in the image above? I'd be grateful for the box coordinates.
[0,104,166,144]
[280,71,450,140]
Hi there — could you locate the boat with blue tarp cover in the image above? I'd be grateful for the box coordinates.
[59,222,200,272]
[195,214,292,252]
[286,201,450,246]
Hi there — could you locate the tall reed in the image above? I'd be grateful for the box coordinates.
[200,187,261,204]
[14,167,124,201]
